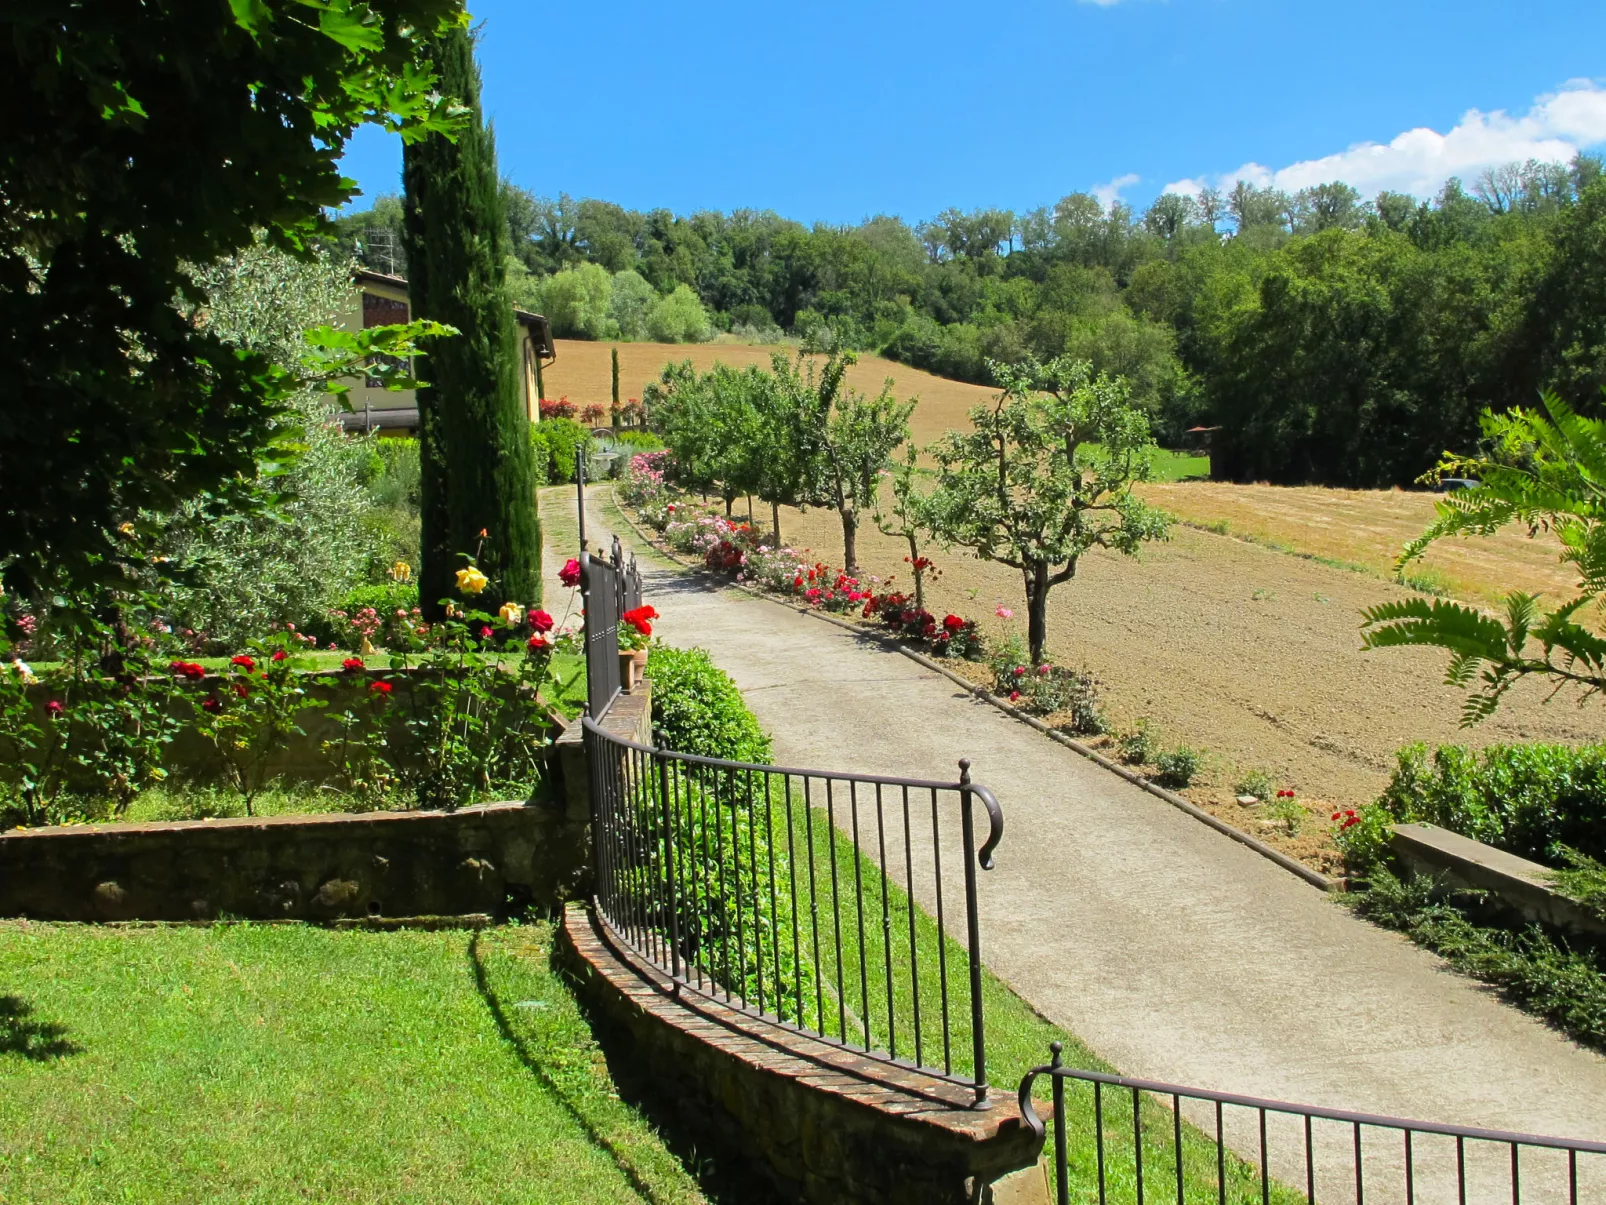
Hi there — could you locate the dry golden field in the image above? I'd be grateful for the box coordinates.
[543,338,995,448]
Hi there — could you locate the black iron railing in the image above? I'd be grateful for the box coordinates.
[584,714,1005,1105]
[1020,1042,1606,1205]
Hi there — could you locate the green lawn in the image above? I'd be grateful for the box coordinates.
[0,921,704,1205]
[1149,448,1210,482]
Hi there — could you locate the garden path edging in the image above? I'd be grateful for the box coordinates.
[602,487,1335,894]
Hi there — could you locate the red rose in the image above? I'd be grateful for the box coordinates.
[341,657,364,672]
[943,614,965,631]
[559,558,582,588]
[202,695,222,713]
[530,609,554,633]
[370,681,393,695]
[271,650,287,663]
[45,699,64,717]
[232,681,250,698]
[231,654,255,671]
[169,660,205,680]
[527,633,552,653]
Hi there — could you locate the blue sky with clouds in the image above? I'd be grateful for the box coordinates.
[338,0,1606,222]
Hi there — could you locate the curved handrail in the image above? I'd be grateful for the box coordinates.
[582,712,1006,873]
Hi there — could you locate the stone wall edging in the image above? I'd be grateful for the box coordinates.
[604,487,1337,893]
[558,902,1040,1205]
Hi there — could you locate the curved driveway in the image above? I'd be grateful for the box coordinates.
[545,485,1606,1149]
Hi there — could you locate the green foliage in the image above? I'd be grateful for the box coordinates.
[402,26,543,616]
[1352,867,1606,1050]
[190,635,327,816]
[1552,847,1606,920]
[539,263,617,339]
[2,0,466,596]
[647,645,772,764]
[1358,740,1606,868]
[532,418,596,485]
[646,284,712,343]
[608,270,659,341]
[926,355,1170,664]
[1154,746,1200,788]
[1118,720,1157,765]
[1362,391,1606,722]
[1234,768,1275,800]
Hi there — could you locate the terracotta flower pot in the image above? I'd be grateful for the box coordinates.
[620,648,649,693]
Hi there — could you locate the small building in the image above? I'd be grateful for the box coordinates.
[334,268,555,435]
[1185,425,1224,481]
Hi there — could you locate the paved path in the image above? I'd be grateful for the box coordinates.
[545,486,1606,1149]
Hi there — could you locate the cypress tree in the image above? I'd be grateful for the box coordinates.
[611,347,621,428]
[401,27,542,615]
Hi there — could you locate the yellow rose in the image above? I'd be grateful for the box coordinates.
[389,560,412,583]
[455,566,489,595]
[498,602,524,627]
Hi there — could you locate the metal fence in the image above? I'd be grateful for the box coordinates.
[1019,1043,1606,1205]
[578,537,642,721]
[584,713,1006,1105]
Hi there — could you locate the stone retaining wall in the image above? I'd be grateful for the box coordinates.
[0,688,653,922]
[558,903,1041,1205]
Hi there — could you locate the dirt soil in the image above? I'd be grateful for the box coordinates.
[708,498,1601,875]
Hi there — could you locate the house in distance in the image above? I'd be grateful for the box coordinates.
[334,268,555,435]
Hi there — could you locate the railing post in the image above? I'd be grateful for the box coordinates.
[958,757,989,1107]
[656,728,682,996]
[1050,1041,1068,1205]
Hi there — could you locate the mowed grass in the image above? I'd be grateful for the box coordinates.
[0,921,704,1205]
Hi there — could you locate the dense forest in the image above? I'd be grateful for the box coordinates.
[330,156,1606,487]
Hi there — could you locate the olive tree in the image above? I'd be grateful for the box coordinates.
[925,356,1170,666]
[782,349,914,574]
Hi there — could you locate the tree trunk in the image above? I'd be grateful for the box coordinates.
[747,494,754,524]
[840,505,859,575]
[907,531,923,611]
[1026,560,1050,667]
[771,499,782,545]
[724,493,733,518]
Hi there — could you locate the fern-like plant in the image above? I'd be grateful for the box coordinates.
[1361,390,1606,724]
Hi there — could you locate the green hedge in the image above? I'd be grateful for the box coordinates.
[1359,741,1606,867]
[532,418,595,485]
[646,645,772,764]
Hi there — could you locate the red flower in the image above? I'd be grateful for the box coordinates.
[45,699,64,718]
[271,650,287,663]
[1008,690,1022,702]
[1012,665,1026,677]
[169,660,205,680]
[560,558,582,588]
[232,681,250,699]
[1332,808,1360,830]
[529,609,554,633]
[230,654,255,672]
[477,623,493,639]
[527,633,552,653]
[341,657,364,672]
[622,605,659,635]
[202,695,222,713]
[370,681,393,695]
[1277,789,1296,798]
[943,614,965,632]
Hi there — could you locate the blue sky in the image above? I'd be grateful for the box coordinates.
[338,0,1606,223]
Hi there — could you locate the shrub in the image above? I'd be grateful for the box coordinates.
[648,645,772,764]
[1367,741,1606,867]
[532,418,596,485]
[1117,720,1156,765]
[647,284,711,343]
[1154,746,1199,788]
[1235,768,1275,800]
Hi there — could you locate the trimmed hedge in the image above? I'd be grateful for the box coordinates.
[532,418,595,485]
[646,645,772,765]
[1366,742,1606,867]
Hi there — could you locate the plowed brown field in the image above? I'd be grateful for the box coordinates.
[713,497,1601,873]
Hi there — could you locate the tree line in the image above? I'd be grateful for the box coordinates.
[335,156,1606,488]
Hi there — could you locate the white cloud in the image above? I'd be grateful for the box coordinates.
[1093,172,1141,208]
[1159,80,1606,200]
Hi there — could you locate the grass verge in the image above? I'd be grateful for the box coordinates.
[0,920,704,1205]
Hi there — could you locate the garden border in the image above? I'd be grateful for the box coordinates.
[601,486,1337,894]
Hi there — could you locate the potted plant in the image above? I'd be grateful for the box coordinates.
[618,605,658,692]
